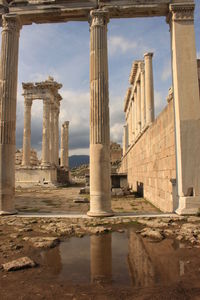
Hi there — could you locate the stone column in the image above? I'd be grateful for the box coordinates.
[49,103,55,165]
[0,15,21,215]
[168,3,200,214]
[140,64,146,130]
[136,80,141,136]
[131,98,135,141]
[90,234,112,284]
[144,52,154,125]
[129,104,133,145]
[22,98,32,167]
[54,106,60,166]
[88,9,113,217]
[60,121,69,169]
[41,99,51,167]
[123,125,127,156]
[134,91,137,139]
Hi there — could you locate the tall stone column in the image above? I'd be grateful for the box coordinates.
[22,98,32,167]
[49,104,55,165]
[136,80,141,136]
[0,15,21,215]
[134,91,137,139]
[88,9,113,217]
[168,3,200,214]
[144,52,154,125]
[41,99,51,167]
[54,106,60,166]
[60,121,69,169]
[140,64,146,130]
[131,99,135,140]
[123,125,127,156]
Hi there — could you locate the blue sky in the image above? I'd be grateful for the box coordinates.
[15,1,200,156]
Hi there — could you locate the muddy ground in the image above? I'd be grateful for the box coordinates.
[1,187,200,299]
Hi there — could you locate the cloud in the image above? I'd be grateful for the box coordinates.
[108,36,137,55]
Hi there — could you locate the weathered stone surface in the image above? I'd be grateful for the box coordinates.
[2,257,36,271]
[140,228,164,241]
[73,197,89,204]
[24,237,60,249]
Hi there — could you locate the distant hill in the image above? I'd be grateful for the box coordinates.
[69,155,89,169]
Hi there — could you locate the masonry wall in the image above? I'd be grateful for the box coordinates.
[120,99,176,212]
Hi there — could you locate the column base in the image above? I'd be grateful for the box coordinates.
[176,196,200,215]
[0,210,18,216]
[87,210,114,217]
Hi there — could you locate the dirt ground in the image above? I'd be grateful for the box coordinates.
[15,186,159,214]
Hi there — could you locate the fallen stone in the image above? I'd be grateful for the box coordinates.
[24,237,60,249]
[138,219,168,228]
[2,257,36,272]
[140,228,164,241]
[73,197,89,203]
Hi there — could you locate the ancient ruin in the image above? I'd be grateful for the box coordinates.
[0,0,199,216]
[15,77,70,187]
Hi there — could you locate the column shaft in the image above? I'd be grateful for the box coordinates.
[54,108,59,166]
[169,3,200,214]
[134,92,137,139]
[60,121,69,169]
[41,100,50,166]
[144,52,154,125]
[136,81,141,136]
[0,15,21,214]
[88,9,113,217]
[140,67,145,129]
[131,99,135,140]
[22,99,32,166]
[49,104,55,165]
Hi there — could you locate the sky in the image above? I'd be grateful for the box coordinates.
[14,0,200,157]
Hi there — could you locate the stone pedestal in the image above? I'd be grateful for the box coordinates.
[169,3,200,215]
[41,99,51,167]
[144,52,154,125]
[60,121,69,169]
[0,15,21,215]
[22,99,32,166]
[87,9,113,217]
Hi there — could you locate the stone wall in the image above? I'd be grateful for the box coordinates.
[120,99,176,212]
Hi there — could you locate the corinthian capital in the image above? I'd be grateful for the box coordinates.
[89,9,109,27]
[168,3,195,23]
[2,14,22,32]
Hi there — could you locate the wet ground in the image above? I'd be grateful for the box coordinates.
[1,225,200,300]
[15,186,158,214]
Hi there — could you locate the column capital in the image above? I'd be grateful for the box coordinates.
[167,3,195,24]
[2,14,22,32]
[89,9,109,27]
[144,52,154,59]
[62,121,69,128]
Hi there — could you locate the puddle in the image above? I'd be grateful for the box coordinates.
[41,229,200,288]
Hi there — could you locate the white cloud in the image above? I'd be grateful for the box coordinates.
[108,36,137,55]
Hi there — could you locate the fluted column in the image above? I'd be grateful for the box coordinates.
[168,3,200,214]
[136,80,141,136]
[41,99,51,167]
[60,121,69,169]
[0,15,21,215]
[88,9,113,217]
[140,64,146,130]
[49,104,55,165]
[144,52,154,125]
[54,106,60,166]
[22,98,32,167]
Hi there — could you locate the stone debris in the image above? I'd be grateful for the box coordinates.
[73,197,89,204]
[24,237,60,249]
[140,228,164,241]
[79,187,90,194]
[2,257,36,272]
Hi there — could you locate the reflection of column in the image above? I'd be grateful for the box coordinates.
[88,9,113,217]
[140,64,145,130]
[136,81,141,135]
[54,106,60,166]
[60,121,69,169]
[90,234,112,284]
[169,4,200,214]
[22,98,32,166]
[41,99,51,167]
[0,15,21,214]
[144,53,154,125]
[49,104,55,165]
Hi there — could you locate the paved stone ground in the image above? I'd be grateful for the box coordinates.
[15,186,159,214]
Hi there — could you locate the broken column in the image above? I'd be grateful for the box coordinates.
[88,9,113,217]
[60,121,69,169]
[144,52,154,125]
[0,15,21,214]
[22,98,32,167]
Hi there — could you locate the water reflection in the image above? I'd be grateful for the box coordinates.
[42,228,200,287]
